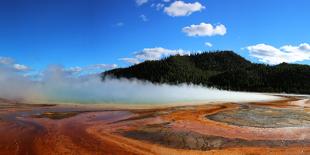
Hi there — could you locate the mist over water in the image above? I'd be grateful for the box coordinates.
[0,65,281,104]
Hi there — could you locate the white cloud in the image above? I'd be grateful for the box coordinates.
[120,47,191,64]
[182,23,227,37]
[247,43,310,65]
[135,47,190,60]
[205,42,213,47]
[164,1,205,17]
[136,0,148,6]
[140,14,148,22]
[13,64,30,71]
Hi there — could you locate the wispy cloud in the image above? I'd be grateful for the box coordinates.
[1,55,117,78]
[65,64,118,75]
[205,42,213,47]
[13,64,30,71]
[182,23,227,37]
[115,22,124,27]
[140,14,148,22]
[153,3,165,10]
[135,0,148,6]
[0,57,14,65]
[247,43,310,65]
[0,56,30,72]
[119,58,140,64]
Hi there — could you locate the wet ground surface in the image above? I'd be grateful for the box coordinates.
[0,96,309,155]
[207,105,310,128]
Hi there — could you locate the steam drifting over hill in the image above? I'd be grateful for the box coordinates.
[0,64,281,104]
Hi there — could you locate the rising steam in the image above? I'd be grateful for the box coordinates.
[0,64,281,104]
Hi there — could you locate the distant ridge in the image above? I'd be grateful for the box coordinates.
[103,51,310,94]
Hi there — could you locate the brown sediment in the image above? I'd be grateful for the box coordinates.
[33,111,137,155]
[0,96,309,155]
[0,119,45,154]
[32,111,84,119]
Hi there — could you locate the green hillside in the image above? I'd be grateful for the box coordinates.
[103,51,310,94]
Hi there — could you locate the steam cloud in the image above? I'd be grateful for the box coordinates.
[0,64,281,105]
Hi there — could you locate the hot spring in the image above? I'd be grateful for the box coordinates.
[0,65,282,105]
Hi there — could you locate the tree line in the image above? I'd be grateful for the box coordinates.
[103,51,310,94]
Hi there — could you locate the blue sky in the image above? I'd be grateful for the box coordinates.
[0,0,309,75]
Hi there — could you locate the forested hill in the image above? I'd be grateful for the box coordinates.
[103,51,310,94]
